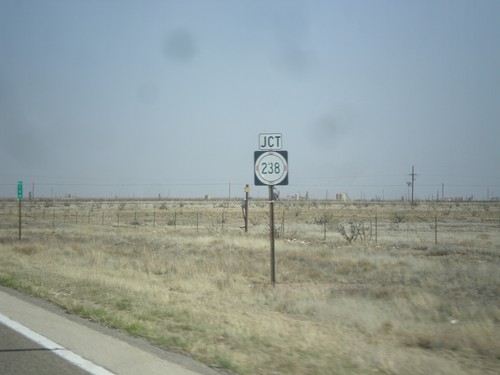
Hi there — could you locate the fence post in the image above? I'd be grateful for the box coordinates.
[369,216,373,241]
[281,210,285,239]
[434,212,438,245]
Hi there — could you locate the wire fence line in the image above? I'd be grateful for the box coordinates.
[1,198,499,247]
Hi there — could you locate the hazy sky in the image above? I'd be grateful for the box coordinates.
[1,0,499,199]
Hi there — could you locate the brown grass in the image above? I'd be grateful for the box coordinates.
[0,199,499,374]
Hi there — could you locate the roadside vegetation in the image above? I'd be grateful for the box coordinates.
[0,199,499,374]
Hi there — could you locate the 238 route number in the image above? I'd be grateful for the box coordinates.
[254,151,288,186]
[261,161,282,175]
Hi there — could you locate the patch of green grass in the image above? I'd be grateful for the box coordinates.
[142,306,178,320]
[114,297,132,311]
[124,321,151,337]
[214,353,242,373]
[153,334,188,351]
[0,274,41,297]
[0,274,20,289]
[66,303,110,324]
[249,334,273,348]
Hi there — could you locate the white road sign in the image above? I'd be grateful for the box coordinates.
[258,133,282,150]
[254,151,288,186]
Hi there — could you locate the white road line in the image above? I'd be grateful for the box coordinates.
[0,312,115,375]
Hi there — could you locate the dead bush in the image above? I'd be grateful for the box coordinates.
[336,219,367,243]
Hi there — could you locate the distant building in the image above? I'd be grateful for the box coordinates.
[336,192,348,201]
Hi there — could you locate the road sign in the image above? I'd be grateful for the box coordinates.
[254,151,288,186]
[258,133,282,150]
[17,181,23,200]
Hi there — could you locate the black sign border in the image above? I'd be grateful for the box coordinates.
[254,151,289,186]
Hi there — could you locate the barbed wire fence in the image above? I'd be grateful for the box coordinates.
[1,197,499,247]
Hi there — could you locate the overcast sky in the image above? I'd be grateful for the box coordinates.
[1,0,499,200]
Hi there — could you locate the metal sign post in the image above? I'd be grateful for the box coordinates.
[269,185,276,284]
[17,181,23,241]
[254,134,288,285]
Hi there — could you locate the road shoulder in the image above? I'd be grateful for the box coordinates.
[0,286,220,375]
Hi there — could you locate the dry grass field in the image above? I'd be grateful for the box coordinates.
[0,198,499,374]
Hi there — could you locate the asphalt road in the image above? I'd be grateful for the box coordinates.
[0,322,91,375]
[0,287,221,375]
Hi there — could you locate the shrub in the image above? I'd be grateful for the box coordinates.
[336,219,366,243]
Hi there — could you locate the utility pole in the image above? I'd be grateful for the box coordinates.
[409,166,417,204]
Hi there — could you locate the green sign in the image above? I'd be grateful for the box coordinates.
[17,181,23,200]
